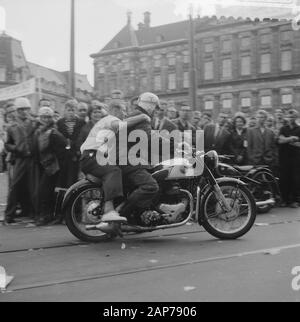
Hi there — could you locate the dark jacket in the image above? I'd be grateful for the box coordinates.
[229,128,248,165]
[152,117,178,132]
[204,123,231,155]
[56,117,86,158]
[77,121,95,151]
[35,125,68,176]
[247,127,276,166]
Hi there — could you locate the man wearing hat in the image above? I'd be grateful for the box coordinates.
[4,97,39,224]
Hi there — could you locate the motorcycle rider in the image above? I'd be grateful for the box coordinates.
[80,101,151,223]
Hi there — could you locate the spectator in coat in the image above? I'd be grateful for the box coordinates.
[77,102,89,123]
[77,102,107,149]
[204,112,231,155]
[278,109,300,208]
[56,99,85,188]
[152,102,177,132]
[4,97,39,224]
[229,113,248,165]
[34,107,68,225]
[199,112,212,130]
[247,110,276,168]
[248,116,257,129]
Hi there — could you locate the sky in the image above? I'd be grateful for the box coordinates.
[0,0,299,86]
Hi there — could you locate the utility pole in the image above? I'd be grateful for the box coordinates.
[70,0,75,97]
[188,4,198,110]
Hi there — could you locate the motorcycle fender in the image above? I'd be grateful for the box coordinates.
[215,177,247,186]
[61,179,91,212]
[200,177,247,203]
[247,167,271,177]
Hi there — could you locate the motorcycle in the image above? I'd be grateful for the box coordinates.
[216,155,281,214]
[62,150,257,243]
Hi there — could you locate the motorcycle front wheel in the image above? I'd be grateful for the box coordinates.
[65,184,115,243]
[200,182,256,239]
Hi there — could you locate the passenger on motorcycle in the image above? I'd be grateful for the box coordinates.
[118,92,161,224]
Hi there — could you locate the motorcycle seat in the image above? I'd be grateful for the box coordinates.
[234,165,254,172]
[86,174,103,185]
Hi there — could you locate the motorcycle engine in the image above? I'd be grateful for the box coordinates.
[140,189,191,226]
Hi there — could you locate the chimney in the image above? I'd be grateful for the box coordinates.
[144,11,151,28]
[127,10,132,26]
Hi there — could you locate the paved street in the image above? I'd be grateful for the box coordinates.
[0,205,300,302]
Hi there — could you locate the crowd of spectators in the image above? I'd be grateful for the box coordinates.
[0,93,299,226]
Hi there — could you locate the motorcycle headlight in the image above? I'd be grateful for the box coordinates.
[204,150,219,169]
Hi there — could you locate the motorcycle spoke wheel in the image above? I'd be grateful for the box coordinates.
[71,188,106,238]
[204,185,252,235]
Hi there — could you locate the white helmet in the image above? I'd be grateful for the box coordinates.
[14,97,31,109]
[137,92,160,115]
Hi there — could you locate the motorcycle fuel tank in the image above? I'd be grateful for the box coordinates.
[159,157,204,179]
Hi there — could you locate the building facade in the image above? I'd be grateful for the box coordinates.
[0,32,93,114]
[92,13,300,117]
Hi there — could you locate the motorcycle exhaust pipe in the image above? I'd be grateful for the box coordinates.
[255,198,276,207]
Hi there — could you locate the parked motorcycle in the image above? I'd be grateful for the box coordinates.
[62,150,257,242]
[217,155,281,214]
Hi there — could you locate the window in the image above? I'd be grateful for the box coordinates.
[183,71,189,88]
[154,75,161,91]
[222,99,232,109]
[183,53,189,64]
[98,65,105,74]
[168,56,176,66]
[156,34,164,43]
[205,43,213,53]
[204,61,214,80]
[281,50,292,71]
[140,58,147,69]
[222,39,231,51]
[168,73,176,90]
[241,56,251,75]
[282,93,292,104]
[154,57,161,68]
[241,37,251,48]
[222,59,232,78]
[261,95,271,107]
[260,53,271,73]
[141,76,148,91]
[281,30,293,42]
[123,60,130,70]
[204,101,214,110]
[0,66,6,81]
[260,33,271,44]
[241,97,251,107]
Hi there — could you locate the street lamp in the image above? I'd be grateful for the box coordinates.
[70,0,75,97]
[188,4,198,110]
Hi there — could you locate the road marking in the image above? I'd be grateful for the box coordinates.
[4,242,300,293]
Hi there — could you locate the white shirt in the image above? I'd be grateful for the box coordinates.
[80,115,126,154]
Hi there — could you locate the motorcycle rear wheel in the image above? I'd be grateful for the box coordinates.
[200,182,256,239]
[65,184,116,243]
[249,170,276,214]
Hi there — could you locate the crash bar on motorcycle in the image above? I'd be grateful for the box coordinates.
[255,198,276,207]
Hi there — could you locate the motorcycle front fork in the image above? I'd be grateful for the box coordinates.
[213,184,232,212]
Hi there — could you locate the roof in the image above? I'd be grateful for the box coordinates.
[92,14,292,57]
[95,20,189,54]
[28,62,93,93]
[0,32,27,70]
